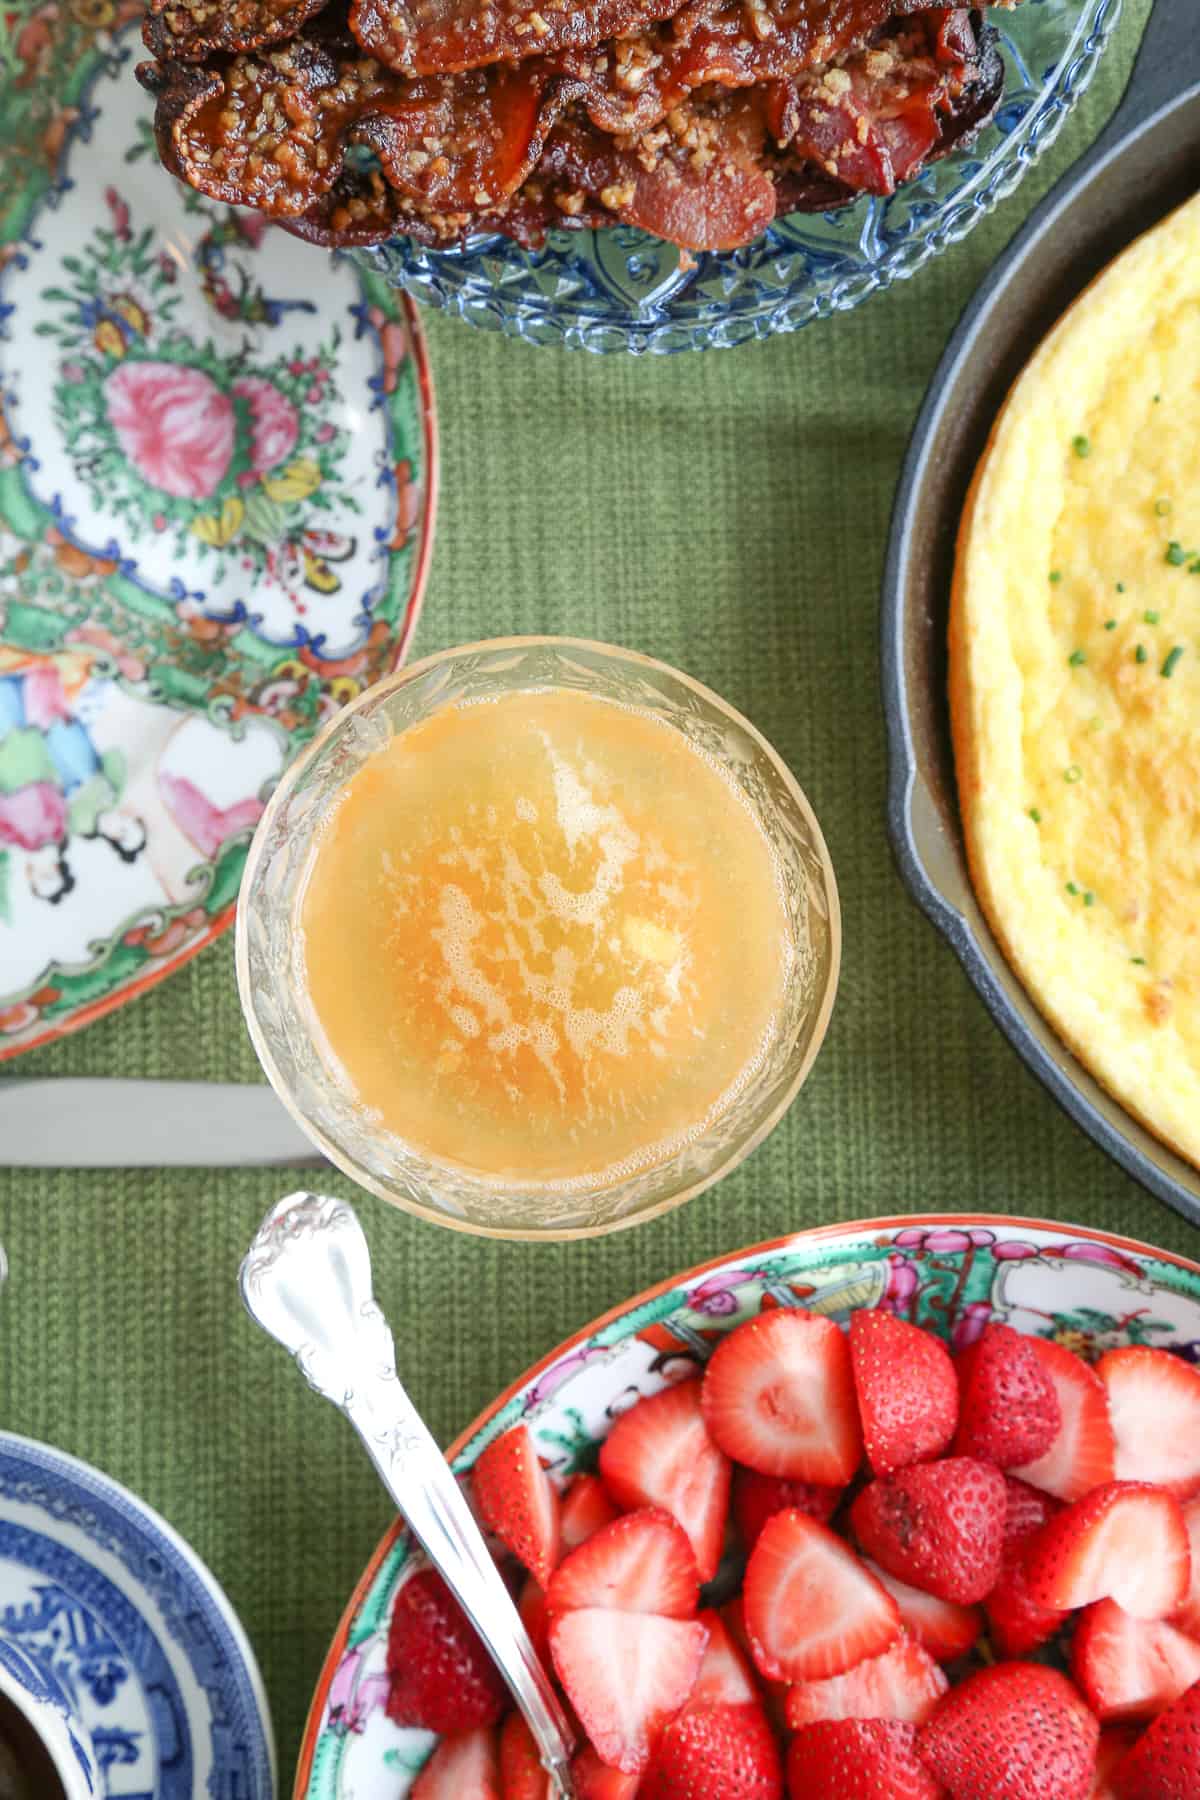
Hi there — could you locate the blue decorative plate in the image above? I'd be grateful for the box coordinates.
[355,0,1120,353]
[0,1433,275,1800]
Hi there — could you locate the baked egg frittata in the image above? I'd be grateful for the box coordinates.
[950,192,1200,1170]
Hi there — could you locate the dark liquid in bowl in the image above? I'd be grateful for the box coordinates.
[0,1693,67,1799]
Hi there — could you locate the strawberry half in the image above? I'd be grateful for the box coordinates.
[954,1323,1061,1470]
[700,1309,863,1485]
[731,1467,842,1551]
[1098,1347,1200,1500]
[1070,1599,1200,1724]
[983,1477,1070,1659]
[849,1309,958,1476]
[412,1727,500,1800]
[1171,1496,1200,1637]
[640,1702,783,1800]
[1092,1727,1140,1799]
[472,1424,561,1587]
[386,1568,509,1734]
[499,1712,552,1800]
[1110,1676,1200,1797]
[784,1633,947,1729]
[743,1508,900,1682]
[518,1576,550,1667]
[918,1663,1100,1800]
[1010,1337,1116,1504]
[865,1560,983,1662]
[689,1609,760,1710]
[548,1608,709,1775]
[1023,1483,1191,1620]
[570,1745,641,1799]
[786,1720,944,1800]
[850,1456,1007,1605]
[545,1508,699,1619]
[599,1380,731,1583]
[561,1475,620,1552]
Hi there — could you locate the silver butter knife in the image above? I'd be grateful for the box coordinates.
[0,1079,321,1167]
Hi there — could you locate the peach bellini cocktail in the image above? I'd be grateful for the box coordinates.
[238,640,840,1236]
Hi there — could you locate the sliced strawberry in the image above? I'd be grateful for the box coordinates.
[849,1310,958,1476]
[386,1568,509,1734]
[731,1467,842,1551]
[1098,1348,1200,1500]
[641,1701,782,1799]
[599,1380,731,1583]
[984,1478,1069,1659]
[570,1745,641,1800]
[954,1323,1062,1470]
[689,1609,760,1710]
[722,1595,791,1732]
[1171,1497,1200,1637]
[561,1474,620,1552]
[918,1663,1099,1800]
[865,1560,983,1662]
[518,1576,550,1667]
[784,1633,947,1729]
[1011,1338,1116,1503]
[701,1309,863,1485]
[786,1719,944,1799]
[850,1457,1007,1605]
[472,1424,561,1587]
[545,1508,699,1619]
[743,1508,899,1683]
[1071,1599,1200,1724]
[548,1608,708,1775]
[1092,1726,1139,1798]
[1109,1676,1200,1796]
[499,1712,552,1800]
[413,1727,501,1800]
[1024,1483,1190,1620]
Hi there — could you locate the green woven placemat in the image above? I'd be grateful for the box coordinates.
[3,3,1188,1787]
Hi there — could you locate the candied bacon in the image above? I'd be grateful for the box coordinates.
[349,0,685,78]
[142,0,327,63]
[139,31,580,218]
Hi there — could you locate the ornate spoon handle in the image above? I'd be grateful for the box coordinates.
[240,1192,576,1796]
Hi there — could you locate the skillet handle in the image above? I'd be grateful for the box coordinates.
[1098,0,1197,145]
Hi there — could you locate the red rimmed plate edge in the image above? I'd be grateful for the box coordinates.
[292,1208,1200,1796]
[0,296,438,1067]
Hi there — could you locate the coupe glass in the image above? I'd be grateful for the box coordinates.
[352,0,1120,352]
[236,638,840,1239]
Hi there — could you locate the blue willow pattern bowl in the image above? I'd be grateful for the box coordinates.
[353,0,1120,353]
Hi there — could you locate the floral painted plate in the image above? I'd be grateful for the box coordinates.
[295,1213,1200,1798]
[0,1430,275,1798]
[0,16,436,1057]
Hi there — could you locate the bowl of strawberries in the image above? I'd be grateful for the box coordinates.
[294,1213,1200,1800]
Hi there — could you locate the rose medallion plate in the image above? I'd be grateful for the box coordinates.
[0,16,437,1057]
[0,1430,275,1798]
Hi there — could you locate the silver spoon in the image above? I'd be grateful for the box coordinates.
[240,1191,576,1797]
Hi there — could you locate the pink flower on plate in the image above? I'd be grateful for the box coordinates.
[105,361,234,499]
[233,375,299,473]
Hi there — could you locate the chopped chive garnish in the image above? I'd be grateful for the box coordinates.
[1156,500,1172,516]
[1084,892,1095,907]
[1144,610,1160,624]
[1064,765,1082,784]
[1166,542,1189,565]
[1162,646,1184,678]
[1072,435,1091,458]
[1049,570,1064,584]
[1104,619,1117,630]
[1154,394,1162,403]
[1068,649,1087,667]
[1190,560,1200,575]
[1066,881,1079,895]
[1116,582,1127,593]
[1136,645,1149,664]
[1132,956,1147,965]
[1028,807,1042,823]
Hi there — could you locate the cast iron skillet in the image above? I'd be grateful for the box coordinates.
[882,0,1200,1226]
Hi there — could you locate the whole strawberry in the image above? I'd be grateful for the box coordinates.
[386,1567,509,1733]
[786,1719,943,1799]
[850,1310,958,1476]
[918,1663,1099,1800]
[983,1477,1069,1659]
[955,1324,1061,1469]
[640,1702,782,1799]
[1110,1675,1200,1797]
[851,1457,1007,1605]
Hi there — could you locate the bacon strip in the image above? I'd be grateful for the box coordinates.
[142,0,328,63]
[349,0,685,78]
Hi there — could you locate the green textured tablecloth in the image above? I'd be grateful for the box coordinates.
[2,3,1187,1786]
